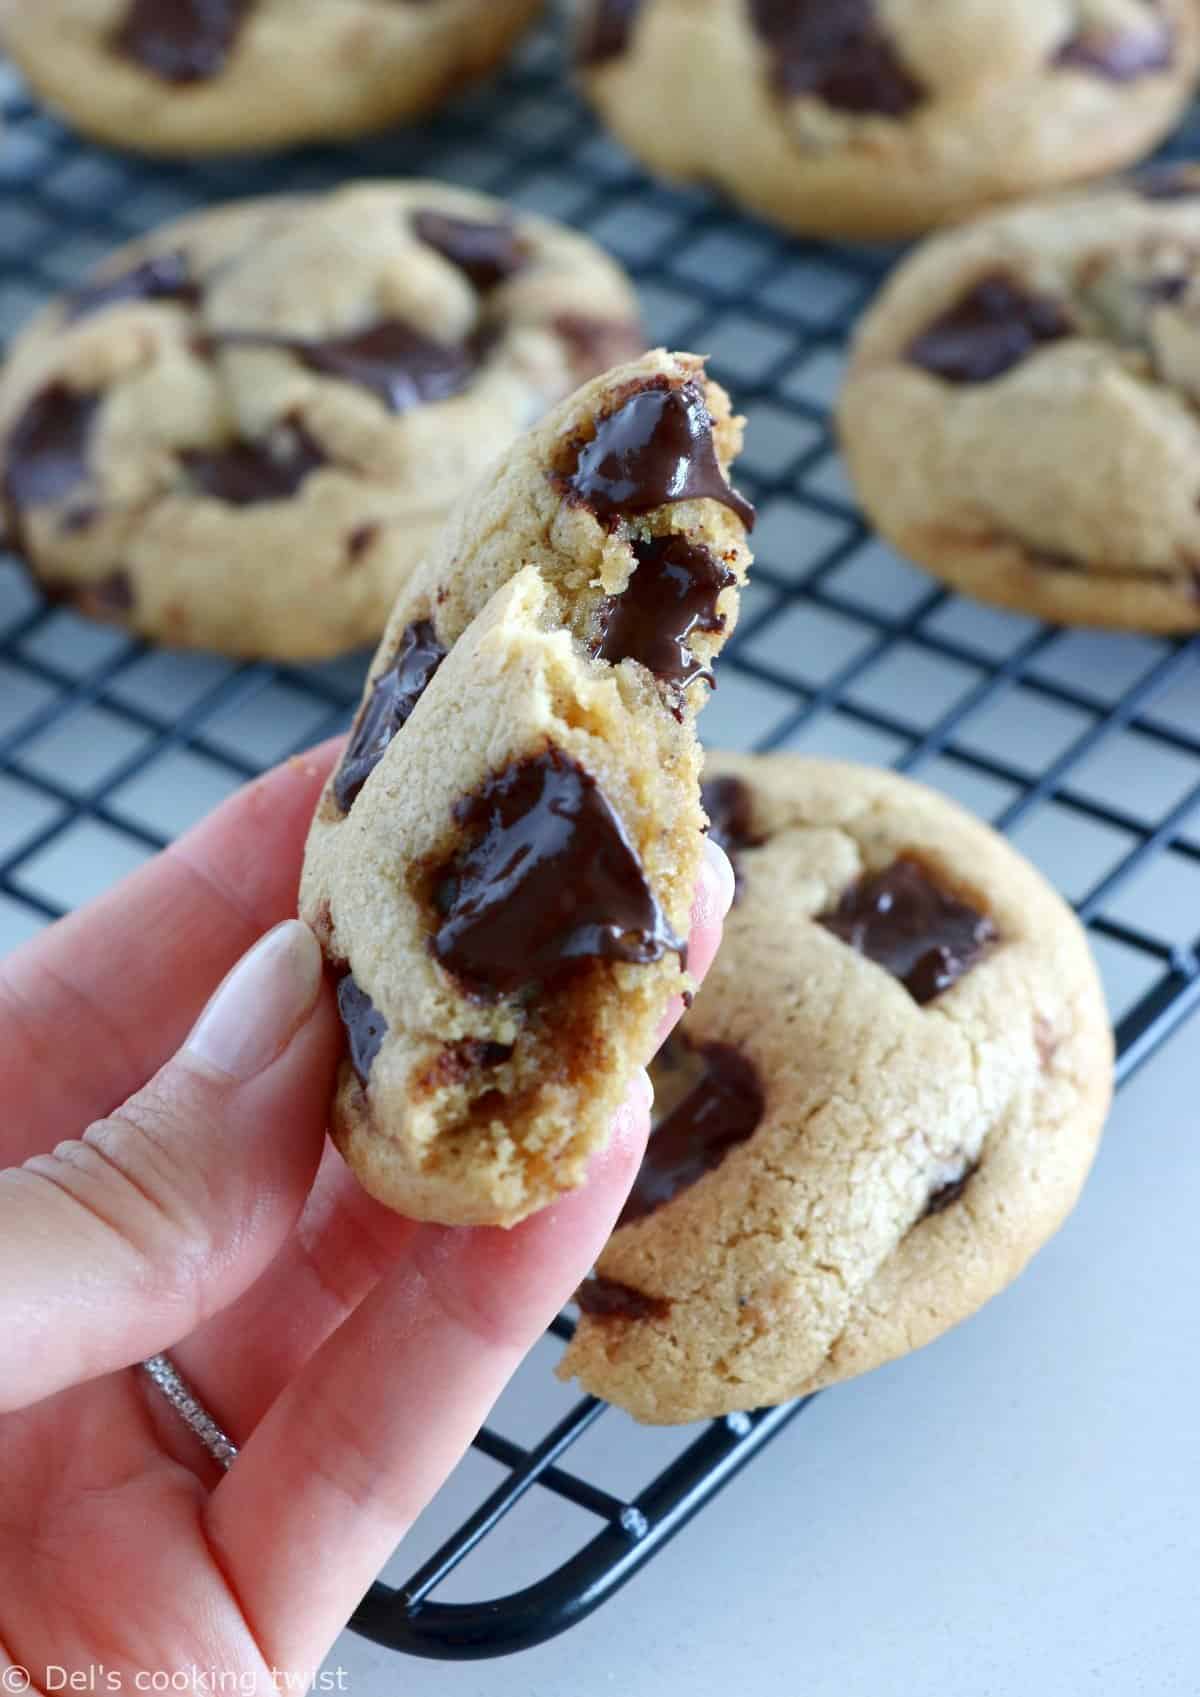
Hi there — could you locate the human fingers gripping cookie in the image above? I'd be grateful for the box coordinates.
[0,181,642,659]
[838,166,1200,631]
[576,0,1198,240]
[0,0,543,154]
[299,351,754,1227]
[558,754,1113,1424]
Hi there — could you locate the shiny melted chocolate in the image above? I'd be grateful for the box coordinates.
[578,0,644,65]
[700,775,761,899]
[412,209,527,290]
[337,973,388,1085]
[4,383,100,511]
[748,0,924,115]
[65,251,198,323]
[577,1275,668,1321]
[113,0,251,83]
[333,620,447,814]
[553,314,645,375]
[594,534,734,693]
[181,418,326,504]
[818,856,996,1005]
[906,274,1073,384]
[565,381,755,529]
[431,746,684,999]
[223,319,473,415]
[620,1037,764,1226]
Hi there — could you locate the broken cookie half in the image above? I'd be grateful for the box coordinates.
[300,351,754,1226]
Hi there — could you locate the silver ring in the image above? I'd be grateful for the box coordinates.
[141,1353,238,1470]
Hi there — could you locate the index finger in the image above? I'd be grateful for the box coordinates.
[0,738,341,1166]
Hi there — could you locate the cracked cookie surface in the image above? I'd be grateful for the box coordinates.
[0,182,643,658]
[299,350,754,1226]
[0,0,541,154]
[576,0,1199,239]
[838,167,1200,630]
[558,753,1112,1423]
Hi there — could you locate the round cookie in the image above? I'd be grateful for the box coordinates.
[576,0,1200,240]
[0,181,643,659]
[299,350,755,1227]
[558,753,1113,1424]
[838,166,1200,631]
[0,0,542,155]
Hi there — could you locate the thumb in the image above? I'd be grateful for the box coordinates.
[0,920,338,1413]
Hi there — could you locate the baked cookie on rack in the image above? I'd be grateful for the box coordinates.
[576,0,1200,239]
[838,165,1200,630]
[0,181,643,659]
[0,0,542,154]
[558,753,1112,1423]
[299,350,755,1227]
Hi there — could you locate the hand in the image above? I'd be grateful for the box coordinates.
[0,740,733,1685]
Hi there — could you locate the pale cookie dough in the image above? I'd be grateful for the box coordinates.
[0,0,542,155]
[0,182,643,658]
[576,0,1200,239]
[838,165,1200,631]
[299,350,755,1226]
[558,753,1113,1423]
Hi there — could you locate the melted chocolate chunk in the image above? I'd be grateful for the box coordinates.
[620,1037,764,1226]
[594,534,734,694]
[181,418,326,505]
[1055,8,1173,82]
[431,746,684,1000]
[578,0,643,65]
[577,1275,668,1321]
[333,620,447,814]
[553,313,645,375]
[1135,163,1200,202]
[923,1161,979,1218]
[907,274,1074,384]
[566,381,755,530]
[701,775,761,899]
[65,251,198,324]
[818,856,996,1005]
[113,0,250,83]
[337,973,388,1084]
[748,0,924,115]
[412,209,527,291]
[4,383,99,512]
[222,319,473,415]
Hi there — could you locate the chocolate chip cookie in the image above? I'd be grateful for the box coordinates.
[558,753,1112,1423]
[0,0,541,154]
[299,350,755,1227]
[0,182,643,658]
[576,1,1200,239]
[838,167,1200,630]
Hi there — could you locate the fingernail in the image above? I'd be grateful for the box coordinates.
[632,1067,654,1112]
[701,835,736,920]
[184,921,322,1082]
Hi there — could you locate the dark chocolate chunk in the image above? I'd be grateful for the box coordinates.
[577,1274,668,1321]
[620,1037,764,1226]
[1134,163,1200,202]
[553,314,645,375]
[1055,7,1173,81]
[701,775,761,900]
[923,1161,979,1217]
[818,856,996,1005]
[565,381,755,530]
[594,533,734,695]
[4,382,100,511]
[578,0,643,65]
[431,746,684,1000]
[181,417,326,505]
[332,620,447,814]
[907,274,1074,384]
[748,0,924,115]
[222,319,473,415]
[337,972,388,1085]
[113,0,250,83]
[412,209,527,291]
[65,251,198,324]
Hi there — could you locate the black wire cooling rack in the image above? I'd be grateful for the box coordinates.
[3,6,1200,1666]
